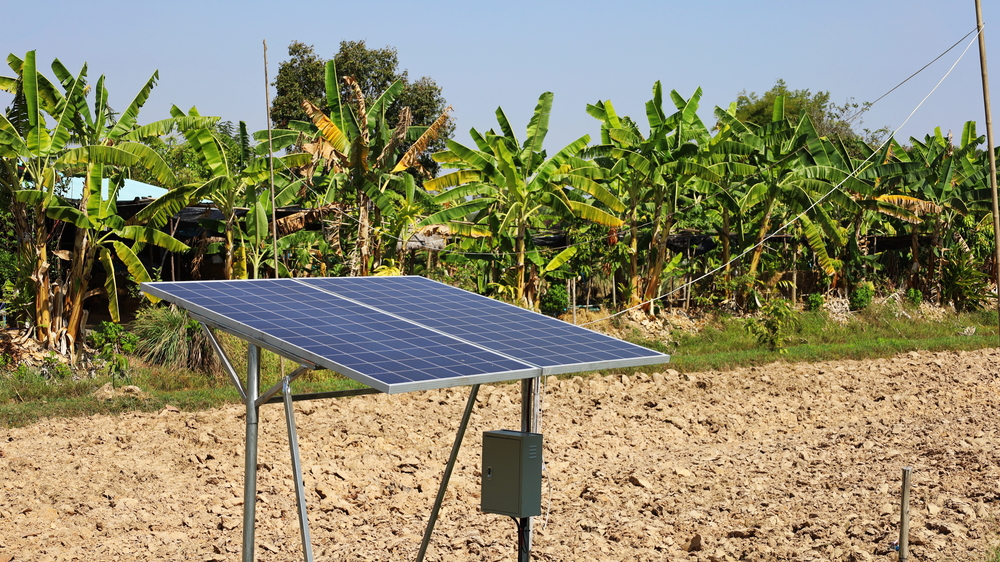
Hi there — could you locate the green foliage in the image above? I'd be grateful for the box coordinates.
[129,305,218,375]
[39,353,74,381]
[90,321,138,355]
[0,191,19,292]
[540,283,569,317]
[941,252,993,312]
[269,41,328,129]
[805,293,825,312]
[849,282,875,311]
[90,321,139,386]
[906,287,923,307]
[744,298,797,353]
[269,40,452,171]
[732,78,884,144]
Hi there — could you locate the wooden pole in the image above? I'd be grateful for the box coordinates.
[974,0,1000,343]
[898,467,912,562]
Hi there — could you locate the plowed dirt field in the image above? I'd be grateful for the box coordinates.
[1,347,998,561]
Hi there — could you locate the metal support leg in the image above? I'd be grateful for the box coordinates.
[283,377,315,562]
[242,345,261,562]
[519,376,540,562]
[416,384,480,562]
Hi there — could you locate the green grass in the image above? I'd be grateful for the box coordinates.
[1,303,997,427]
[0,347,366,428]
[666,304,998,372]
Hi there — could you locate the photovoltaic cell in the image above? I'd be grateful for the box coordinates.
[142,276,669,394]
[297,276,666,374]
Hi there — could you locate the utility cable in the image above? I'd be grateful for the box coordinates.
[845,27,979,124]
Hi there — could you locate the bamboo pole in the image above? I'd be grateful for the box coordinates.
[263,40,285,378]
[974,0,1000,343]
[263,40,279,279]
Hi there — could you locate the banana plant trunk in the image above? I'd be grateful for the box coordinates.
[64,175,96,353]
[64,229,96,354]
[627,189,640,306]
[748,196,777,276]
[515,223,527,305]
[31,209,54,347]
[356,191,371,276]
[721,208,732,298]
[643,195,676,309]
[224,218,235,280]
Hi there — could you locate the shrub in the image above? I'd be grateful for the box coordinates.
[130,305,218,374]
[941,252,993,312]
[540,284,569,317]
[744,298,797,353]
[805,293,825,311]
[849,282,875,311]
[90,321,139,385]
[906,287,923,307]
[90,321,138,355]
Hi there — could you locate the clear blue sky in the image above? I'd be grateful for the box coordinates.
[4,0,998,153]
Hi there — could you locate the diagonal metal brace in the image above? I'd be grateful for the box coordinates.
[201,322,246,401]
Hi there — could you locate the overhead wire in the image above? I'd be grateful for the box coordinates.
[844,27,979,125]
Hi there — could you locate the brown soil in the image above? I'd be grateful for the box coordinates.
[1,347,999,561]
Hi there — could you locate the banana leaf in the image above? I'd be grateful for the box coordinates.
[543,246,578,273]
[117,225,190,252]
[99,247,121,322]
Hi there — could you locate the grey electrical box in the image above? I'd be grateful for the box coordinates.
[481,430,542,518]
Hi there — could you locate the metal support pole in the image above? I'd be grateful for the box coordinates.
[519,377,540,562]
[201,323,246,401]
[974,0,1000,342]
[416,384,480,562]
[242,344,261,562]
[898,467,912,562]
[283,377,314,562]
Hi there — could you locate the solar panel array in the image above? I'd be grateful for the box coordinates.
[142,276,669,393]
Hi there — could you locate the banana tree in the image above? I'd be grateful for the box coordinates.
[178,110,310,279]
[295,59,453,276]
[894,126,986,292]
[48,64,217,348]
[0,51,86,346]
[40,175,191,325]
[423,92,623,307]
[584,84,719,306]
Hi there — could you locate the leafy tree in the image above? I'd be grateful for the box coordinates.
[0,52,203,352]
[733,79,883,145]
[269,40,453,175]
[296,58,452,276]
[269,41,327,129]
[586,83,719,305]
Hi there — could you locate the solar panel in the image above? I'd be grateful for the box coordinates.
[297,276,665,375]
[142,277,669,393]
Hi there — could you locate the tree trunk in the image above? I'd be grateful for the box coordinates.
[748,197,776,276]
[356,191,371,276]
[721,207,731,298]
[65,168,96,353]
[224,217,235,280]
[31,209,53,347]
[515,223,526,305]
[642,217,674,310]
[627,192,640,306]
